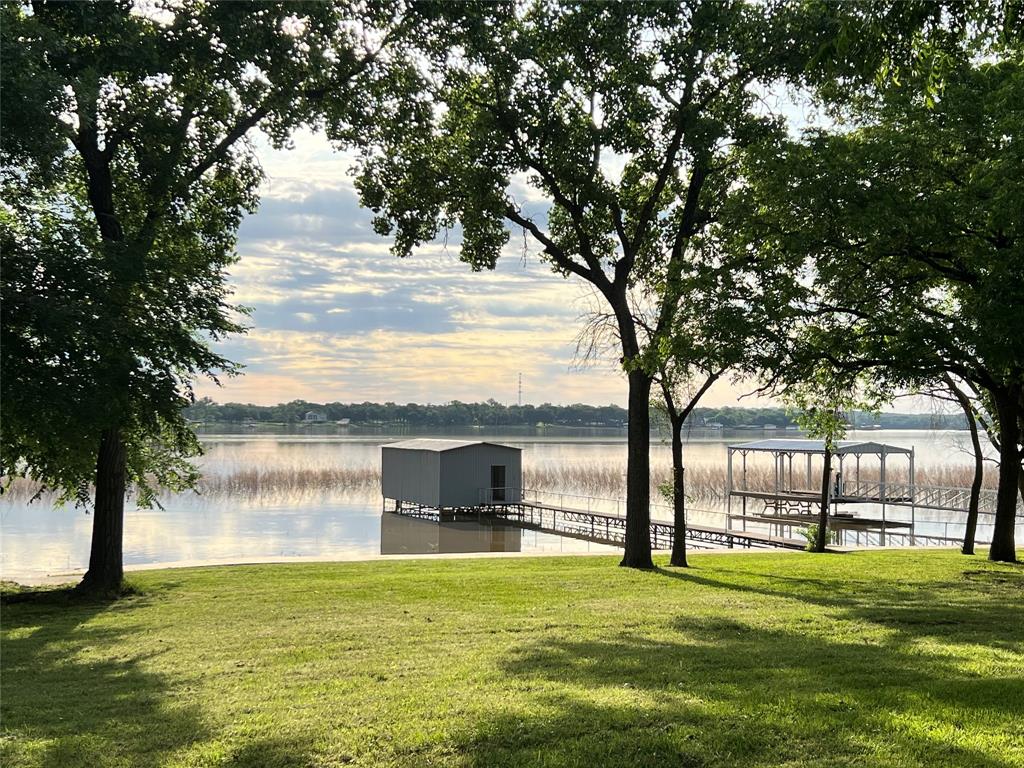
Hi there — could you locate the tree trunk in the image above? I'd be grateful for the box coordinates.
[945,377,983,555]
[962,410,983,556]
[78,131,130,594]
[669,415,688,567]
[989,391,1020,563]
[78,428,127,593]
[813,449,831,552]
[621,370,654,569]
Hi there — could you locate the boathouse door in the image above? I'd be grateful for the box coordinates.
[490,465,506,502]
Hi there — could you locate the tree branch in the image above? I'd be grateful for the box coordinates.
[504,205,599,286]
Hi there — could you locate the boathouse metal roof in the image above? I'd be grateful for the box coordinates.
[384,439,521,452]
[729,439,912,455]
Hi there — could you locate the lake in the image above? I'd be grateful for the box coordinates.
[0,428,1012,580]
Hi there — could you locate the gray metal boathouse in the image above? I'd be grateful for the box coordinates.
[381,439,522,509]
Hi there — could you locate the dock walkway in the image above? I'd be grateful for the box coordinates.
[510,500,807,550]
[400,499,807,552]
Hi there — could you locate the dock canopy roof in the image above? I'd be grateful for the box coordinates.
[384,439,521,452]
[729,439,912,455]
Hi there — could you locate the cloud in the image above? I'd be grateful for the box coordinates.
[198,129,773,408]
[237,186,374,245]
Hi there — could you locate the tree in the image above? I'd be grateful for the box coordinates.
[1,1,411,592]
[647,224,802,567]
[941,375,987,555]
[347,0,985,567]
[914,374,989,555]
[945,379,1024,545]
[349,0,925,567]
[737,54,1024,562]
[654,367,720,568]
[2,178,211,514]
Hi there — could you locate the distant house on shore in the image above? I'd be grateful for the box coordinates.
[303,411,327,423]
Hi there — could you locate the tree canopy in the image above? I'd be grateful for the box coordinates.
[736,50,1024,561]
[0,0,414,590]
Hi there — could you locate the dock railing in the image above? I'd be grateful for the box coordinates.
[474,486,1021,549]
[475,486,803,550]
[481,483,1022,520]
[834,480,1023,517]
[478,486,732,528]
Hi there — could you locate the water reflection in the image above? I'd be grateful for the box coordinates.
[1,488,612,580]
[379,513,522,555]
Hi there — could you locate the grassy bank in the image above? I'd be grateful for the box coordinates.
[2,551,1022,767]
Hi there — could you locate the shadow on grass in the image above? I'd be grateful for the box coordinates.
[1,586,206,768]
[452,561,1024,768]
[461,695,708,768]
[459,620,1021,768]
[226,735,323,768]
[654,564,1024,650]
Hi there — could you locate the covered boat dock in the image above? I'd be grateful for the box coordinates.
[727,439,916,544]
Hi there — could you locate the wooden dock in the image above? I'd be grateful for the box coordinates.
[395,499,807,552]
[511,501,807,550]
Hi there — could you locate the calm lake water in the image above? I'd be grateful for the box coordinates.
[0,428,1008,580]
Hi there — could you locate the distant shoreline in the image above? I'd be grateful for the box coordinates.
[190,422,969,435]
[184,399,969,432]
[187,423,975,451]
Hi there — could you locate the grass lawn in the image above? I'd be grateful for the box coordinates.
[2,550,1022,768]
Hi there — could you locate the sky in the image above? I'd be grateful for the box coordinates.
[193,129,776,409]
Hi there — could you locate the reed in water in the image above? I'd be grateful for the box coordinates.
[2,462,992,504]
[526,462,994,501]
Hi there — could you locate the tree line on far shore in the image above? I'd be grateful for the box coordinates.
[184,398,968,431]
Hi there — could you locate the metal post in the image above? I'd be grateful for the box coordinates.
[726,447,733,529]
[742,451,747,531]
[909,447,916,546]
[880,447,887,546]
[774,453,780,497]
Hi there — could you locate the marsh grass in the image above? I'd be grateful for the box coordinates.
[1,462,991,506]
[523,462,993,502]
[2,551,1021,768]
[198,466,379,497]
